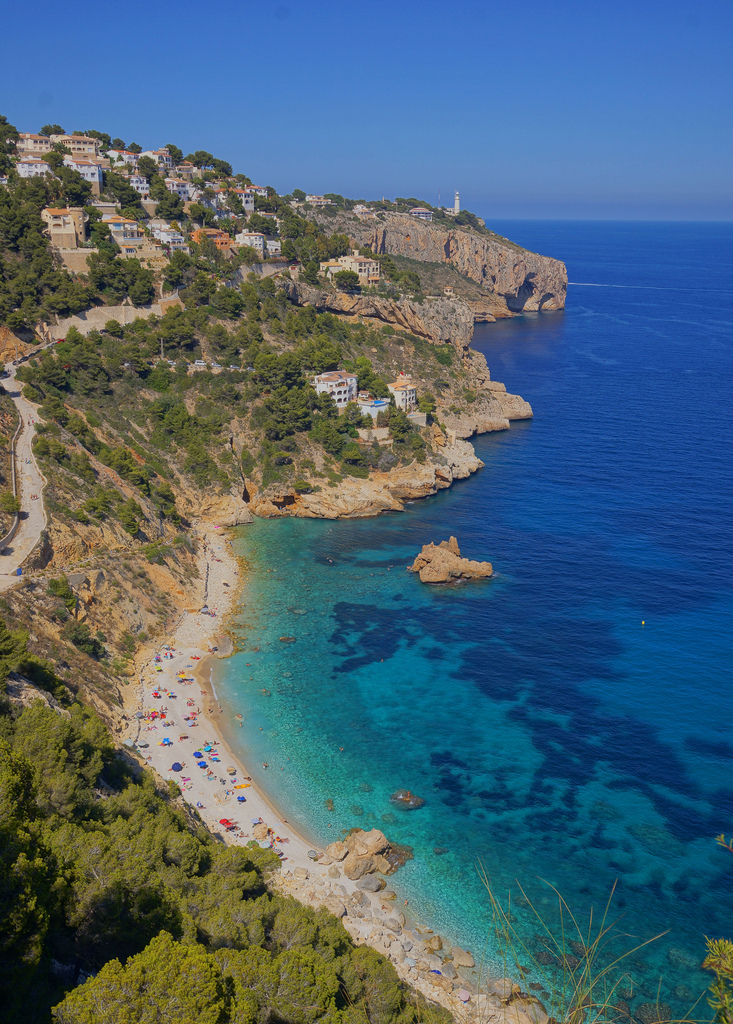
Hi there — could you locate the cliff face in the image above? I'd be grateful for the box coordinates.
[247,437,484,520]
[279,280,475,349]
[313,212,567,315]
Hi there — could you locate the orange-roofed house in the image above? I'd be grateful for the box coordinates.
[387,373,417,411]
[50,134,101,157]
[102,214,144,243]
[41,207,88,248]
[192,227,233,250]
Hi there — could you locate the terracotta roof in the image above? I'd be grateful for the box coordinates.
[316,371,356,382]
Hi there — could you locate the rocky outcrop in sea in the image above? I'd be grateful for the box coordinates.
[410,536,493,583]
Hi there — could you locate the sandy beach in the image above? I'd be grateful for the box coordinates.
[120,523,511,1023]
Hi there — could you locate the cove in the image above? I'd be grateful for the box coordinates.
[216,220,733,1014]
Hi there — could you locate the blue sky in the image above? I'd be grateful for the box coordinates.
[3,0,731,219]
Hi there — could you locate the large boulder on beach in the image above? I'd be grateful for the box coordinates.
[342,852,391,879]
[335,827,395,876]
[325,840,349,861]
[451,946,475,968]
[356,875,386,892]
[410,536,493,584]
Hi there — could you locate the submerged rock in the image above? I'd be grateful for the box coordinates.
[409,536,492,584]
[636,1003,672,1024]
[390,789,426,810]
[383,842,414,873]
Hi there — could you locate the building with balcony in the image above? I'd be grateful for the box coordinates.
[191,227,233,250]
[313,370,358,410]
[387,373,417,411]
[103,214,144,243]
[141,148,174,170]
[63,157,103,194]
[319,252,380,285]
[108,149,139,167]
[235,230,266,254]
[164,177,191,200]
[16,133,53,155]
[16,156,52,178]
[50,134,101,157]
[128,175,151,197]
[41,207,87,248]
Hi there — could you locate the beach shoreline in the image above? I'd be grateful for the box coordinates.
[120,520,511,1021]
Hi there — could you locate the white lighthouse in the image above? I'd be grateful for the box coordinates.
[454,190,460,214]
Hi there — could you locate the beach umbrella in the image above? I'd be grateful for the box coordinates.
[134,711,144,719]
[237,796,246,802]
[203,745,212,751]
[198,761,207,768]
[170,762,183,772]
[251,817,263,825]
[193,751,203,758]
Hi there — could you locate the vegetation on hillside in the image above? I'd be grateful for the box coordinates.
[15,277,466,539]
[0,635,450,1024]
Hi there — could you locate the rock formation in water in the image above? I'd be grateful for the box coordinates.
[410,536,493,583]
[323,828,394,880]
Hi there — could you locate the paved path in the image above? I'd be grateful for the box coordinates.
[0,362,48,589]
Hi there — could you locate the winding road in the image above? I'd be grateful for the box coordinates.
[0,361,48,590]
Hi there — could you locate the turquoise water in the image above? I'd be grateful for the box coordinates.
[216,221,733,1013]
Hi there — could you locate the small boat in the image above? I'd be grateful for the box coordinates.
[279,636,296,643]
[233,783,251,789]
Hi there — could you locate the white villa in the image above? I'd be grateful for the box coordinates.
[16,156,52,178]
[235,230,266,254]
[63,157,103,194]
[387,373,417,411]
[319,251,380,285]
[313,370,358,410]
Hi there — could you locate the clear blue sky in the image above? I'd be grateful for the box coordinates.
[3,0,731,219]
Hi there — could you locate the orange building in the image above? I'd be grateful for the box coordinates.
[191,227,232,250]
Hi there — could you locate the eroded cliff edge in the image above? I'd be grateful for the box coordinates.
[310,211,567,317]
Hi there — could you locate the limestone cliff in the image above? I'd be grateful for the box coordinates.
[278,279,474,349]
[247,437,484,520]
[311,211,567,315]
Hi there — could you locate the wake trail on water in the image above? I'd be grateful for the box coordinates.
[570,281,733,293]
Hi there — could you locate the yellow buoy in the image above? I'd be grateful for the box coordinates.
[642,621,645,626]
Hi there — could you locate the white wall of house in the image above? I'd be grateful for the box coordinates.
[313,371,358,409]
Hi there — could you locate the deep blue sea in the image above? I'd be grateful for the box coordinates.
[217,221,733,1015]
